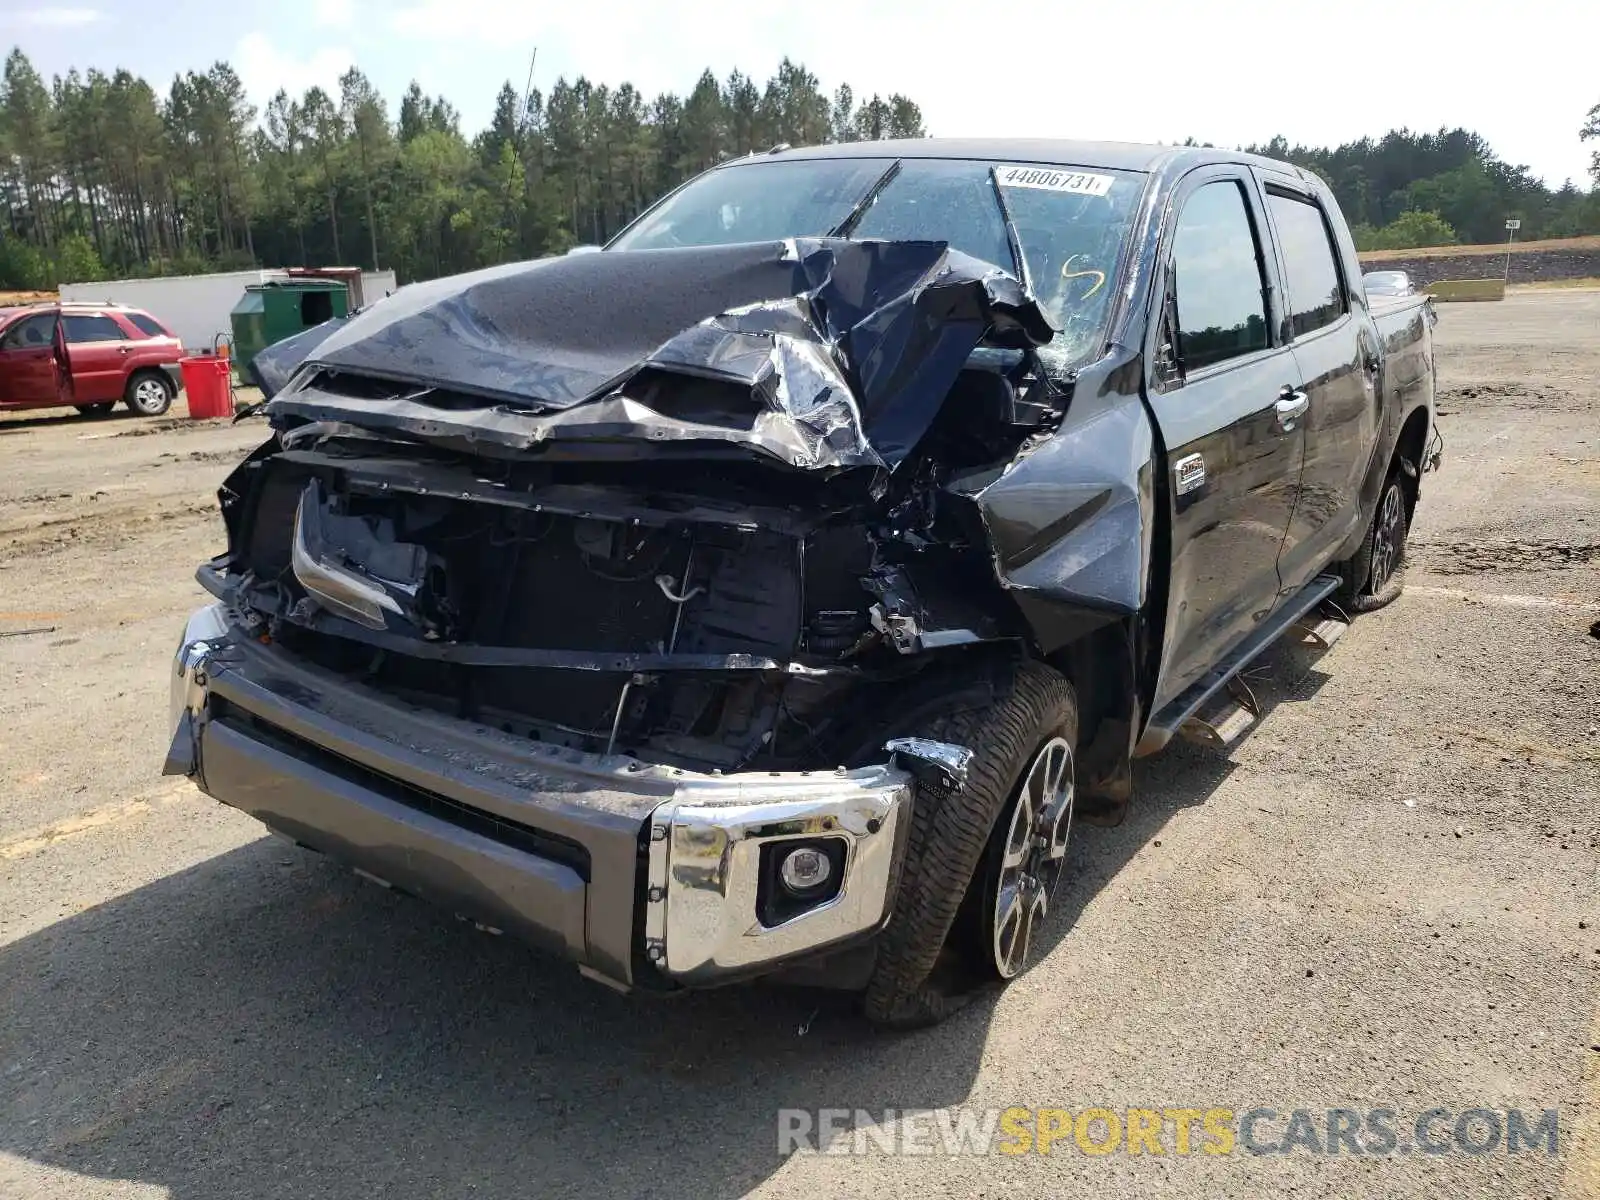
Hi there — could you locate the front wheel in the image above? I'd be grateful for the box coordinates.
[972,735,1075,980]
[125,371,174,417]
[1335,468,1409,613]
[862,660,1078,1028]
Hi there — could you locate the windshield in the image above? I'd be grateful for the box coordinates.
[610,156,1145,369]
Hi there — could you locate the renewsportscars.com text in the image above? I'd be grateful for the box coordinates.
[777,1106,1559,1158]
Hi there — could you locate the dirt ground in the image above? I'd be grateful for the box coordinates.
[1,295,1596,1199]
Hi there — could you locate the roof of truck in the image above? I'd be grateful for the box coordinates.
[735,138,1308,180]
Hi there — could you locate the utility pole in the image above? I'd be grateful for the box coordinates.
[1503,218,1520,282]
[517,48,538,149]
[505,49,538,250]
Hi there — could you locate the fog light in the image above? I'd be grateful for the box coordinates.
[759,838,847,926]
[779,845,833,892]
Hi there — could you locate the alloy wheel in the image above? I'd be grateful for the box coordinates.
[134,378,170,414]
[1370,483,1404,591]
[991,736,1075,978]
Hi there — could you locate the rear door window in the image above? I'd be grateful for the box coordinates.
[62,314,128,343]
[1,313,59,350]
[1267,190,1346,337]
[126,312,172,338]
[1170,180,1270,372]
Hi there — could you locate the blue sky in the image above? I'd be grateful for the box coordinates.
[1,0,1594,188]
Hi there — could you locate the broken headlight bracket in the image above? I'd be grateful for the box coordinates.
[885,737,974,790]
[865,563,925,655]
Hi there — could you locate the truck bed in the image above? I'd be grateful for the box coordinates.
[1371,293,1437,403]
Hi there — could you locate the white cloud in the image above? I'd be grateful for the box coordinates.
[2,6,103,26]
[315,0,355,29]
[234,31,354,104]
[391,0,537,40]
[373,0,1591,185]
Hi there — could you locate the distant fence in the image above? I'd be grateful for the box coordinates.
[1424,278,1507,302]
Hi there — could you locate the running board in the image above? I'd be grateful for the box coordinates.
[1177,676,1261,750]
[1137,575,1342,757]
[1291,614,1349,651]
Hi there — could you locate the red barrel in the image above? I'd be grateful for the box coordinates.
[179,355,233,419]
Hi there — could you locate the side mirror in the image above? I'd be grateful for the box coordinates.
[566,244,603,256]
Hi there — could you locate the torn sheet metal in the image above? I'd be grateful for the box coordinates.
[954,353,1157,631]
[261,238,1054,473]
[247,315,355,398]
[885,738,975,789]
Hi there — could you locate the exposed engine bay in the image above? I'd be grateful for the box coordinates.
[215,417,1031,772]
[209,236,1152,780]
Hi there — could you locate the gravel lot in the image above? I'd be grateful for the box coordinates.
[1,293,1597,1199]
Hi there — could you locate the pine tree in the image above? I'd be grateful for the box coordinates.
[1,46,1594,292]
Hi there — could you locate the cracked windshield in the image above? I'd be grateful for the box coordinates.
[610,157,1144,371]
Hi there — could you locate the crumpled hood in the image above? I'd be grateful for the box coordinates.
[262,238,1055,471]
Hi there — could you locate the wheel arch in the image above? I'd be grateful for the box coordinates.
[127,365,174,390]
[1393,404,1431,514]
[1042,613,1141,810]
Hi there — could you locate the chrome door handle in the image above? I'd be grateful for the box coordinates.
[1275,386,1308,430]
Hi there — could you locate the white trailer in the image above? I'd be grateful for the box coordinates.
[60,268,398,354]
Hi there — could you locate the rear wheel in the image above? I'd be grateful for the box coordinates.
[862,660,1078,1028]
[75,402,114,417]
[1336,467,1409,612]
[125,371,174,417]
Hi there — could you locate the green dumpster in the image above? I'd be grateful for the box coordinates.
[230,279,350,378]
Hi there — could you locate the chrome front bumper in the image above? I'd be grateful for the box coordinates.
[644,772,907,984]
[168,604,914,989]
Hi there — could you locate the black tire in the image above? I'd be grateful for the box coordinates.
[75,402,114,417]
[1335,468,1409,613]
[863,660,1078,1029]
[124,371,174,417]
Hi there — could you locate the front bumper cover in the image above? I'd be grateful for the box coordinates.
[167,605,913,989]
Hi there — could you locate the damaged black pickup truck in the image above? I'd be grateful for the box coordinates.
[166,140,1441,1026]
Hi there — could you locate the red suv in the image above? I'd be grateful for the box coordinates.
[0,303,183,418]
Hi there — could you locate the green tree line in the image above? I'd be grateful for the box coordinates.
[3,42,1596,285]
[0,48,923,289]
[1246,123,1600,251]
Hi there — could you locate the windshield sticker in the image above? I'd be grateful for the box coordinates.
[995,166,1115,197]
